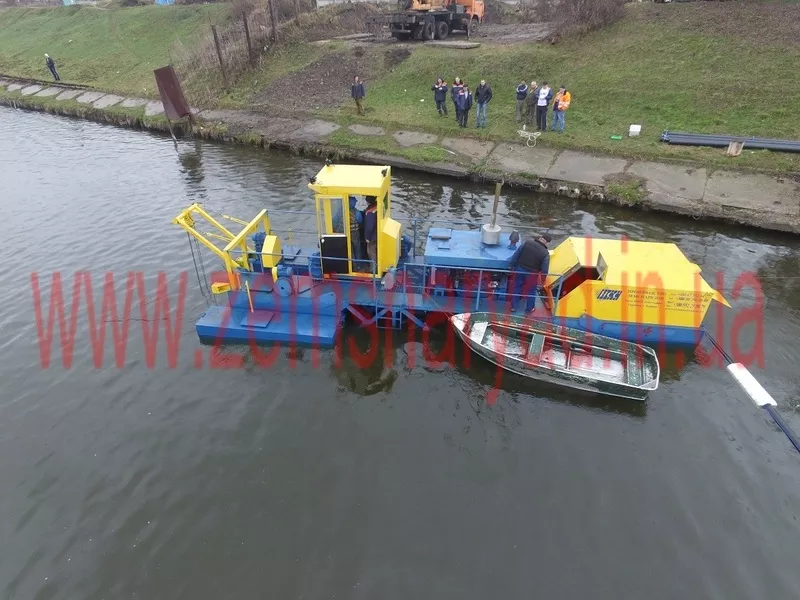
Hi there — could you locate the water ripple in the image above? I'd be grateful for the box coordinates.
[1,108,800,600]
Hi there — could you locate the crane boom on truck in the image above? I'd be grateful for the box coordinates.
[366,0,484,41]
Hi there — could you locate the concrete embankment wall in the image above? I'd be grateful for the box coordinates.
[2,77,799,235]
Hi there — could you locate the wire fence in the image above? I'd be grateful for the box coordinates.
[170,0,315,107]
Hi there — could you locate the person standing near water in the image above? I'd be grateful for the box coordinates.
[431,78,448,116]
[551,85,571,132]
[45,54,60,81]
[351,76,365,116]
[515,80,528,123]
[451,77,463,122]
[535,81,553,131]
[474,79,492,128]
[457,85,473,128]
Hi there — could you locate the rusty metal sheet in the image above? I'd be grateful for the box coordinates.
[153,65,190,120]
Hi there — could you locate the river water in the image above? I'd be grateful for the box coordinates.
[2,108,800,599]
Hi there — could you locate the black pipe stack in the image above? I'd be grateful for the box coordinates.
[660,130,800,153]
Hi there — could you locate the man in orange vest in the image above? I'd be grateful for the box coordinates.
[551,85,571,132]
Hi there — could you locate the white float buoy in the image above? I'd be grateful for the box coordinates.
[726,362,776,407]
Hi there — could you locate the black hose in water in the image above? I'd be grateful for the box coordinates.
[705,332,800,456]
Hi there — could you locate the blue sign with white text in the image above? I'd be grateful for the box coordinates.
[596,289,622,301]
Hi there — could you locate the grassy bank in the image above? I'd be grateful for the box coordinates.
[340,3,800,173]
[218,2,800,173]
[2,2,799,174]
[0,4,229,96]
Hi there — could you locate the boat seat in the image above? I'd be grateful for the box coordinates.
[626,350,644,386]
[528,335,545,358]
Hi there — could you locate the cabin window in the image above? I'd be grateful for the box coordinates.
[328,197,345,234]
[381,192,389,217]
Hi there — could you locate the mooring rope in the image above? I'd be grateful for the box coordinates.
[188,232,213,306]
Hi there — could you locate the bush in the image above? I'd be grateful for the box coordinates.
[536,0,625,36]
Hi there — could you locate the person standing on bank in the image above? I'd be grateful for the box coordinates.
[363,196,378,273]
[515,80,528,123]
[509,233,552,313]
[551,85,571,132]
[457,85,473,128]
[451,77,463,122]
[525,81,538,126]
[432,78,448,116]
[535,81,552,131]
[474,79,492,128]
[45,54,60,82]
[351,76,366,116]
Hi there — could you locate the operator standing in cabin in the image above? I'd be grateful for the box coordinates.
[351,76,365,116]
[45,54,60,81]
[348,196,363,267]
[509,233,552,313]
[363,196,378,273]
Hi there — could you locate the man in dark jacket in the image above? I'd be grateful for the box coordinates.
[509,233,551,312]
[451,77,463,122]
[351,76,365,115]
[431,78,448,116]
[525,81,538,126]
[45,53,60,81]
[474,79,492,128]
[456,86,473,128]
[363,196,378,273]
[515,80,528,122]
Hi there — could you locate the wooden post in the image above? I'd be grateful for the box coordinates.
[293,0,300,19]
[211,25,229,89]
[267,0,279,43]
[242,14,254,66]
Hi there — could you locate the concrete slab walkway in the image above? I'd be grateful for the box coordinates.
[2,77,798,234]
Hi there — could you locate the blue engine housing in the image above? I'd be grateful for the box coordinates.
[308,252,323,279]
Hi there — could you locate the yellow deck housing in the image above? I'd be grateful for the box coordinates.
[544,237,729,328]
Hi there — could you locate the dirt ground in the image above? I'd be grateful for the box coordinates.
[278,3,384,44]
[255,1,553,111]
[476,22,555,44]
[254,45,388,112]
[641,2,800,47]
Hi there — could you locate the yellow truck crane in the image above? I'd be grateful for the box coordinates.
[368,0,484,41]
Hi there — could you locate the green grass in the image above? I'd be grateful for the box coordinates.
[311,4,800,173]
[4,3,800,174]
[607,178,647,205]
[0,5,229,97]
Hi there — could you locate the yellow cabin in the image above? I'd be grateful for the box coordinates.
[308,163,402,278]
